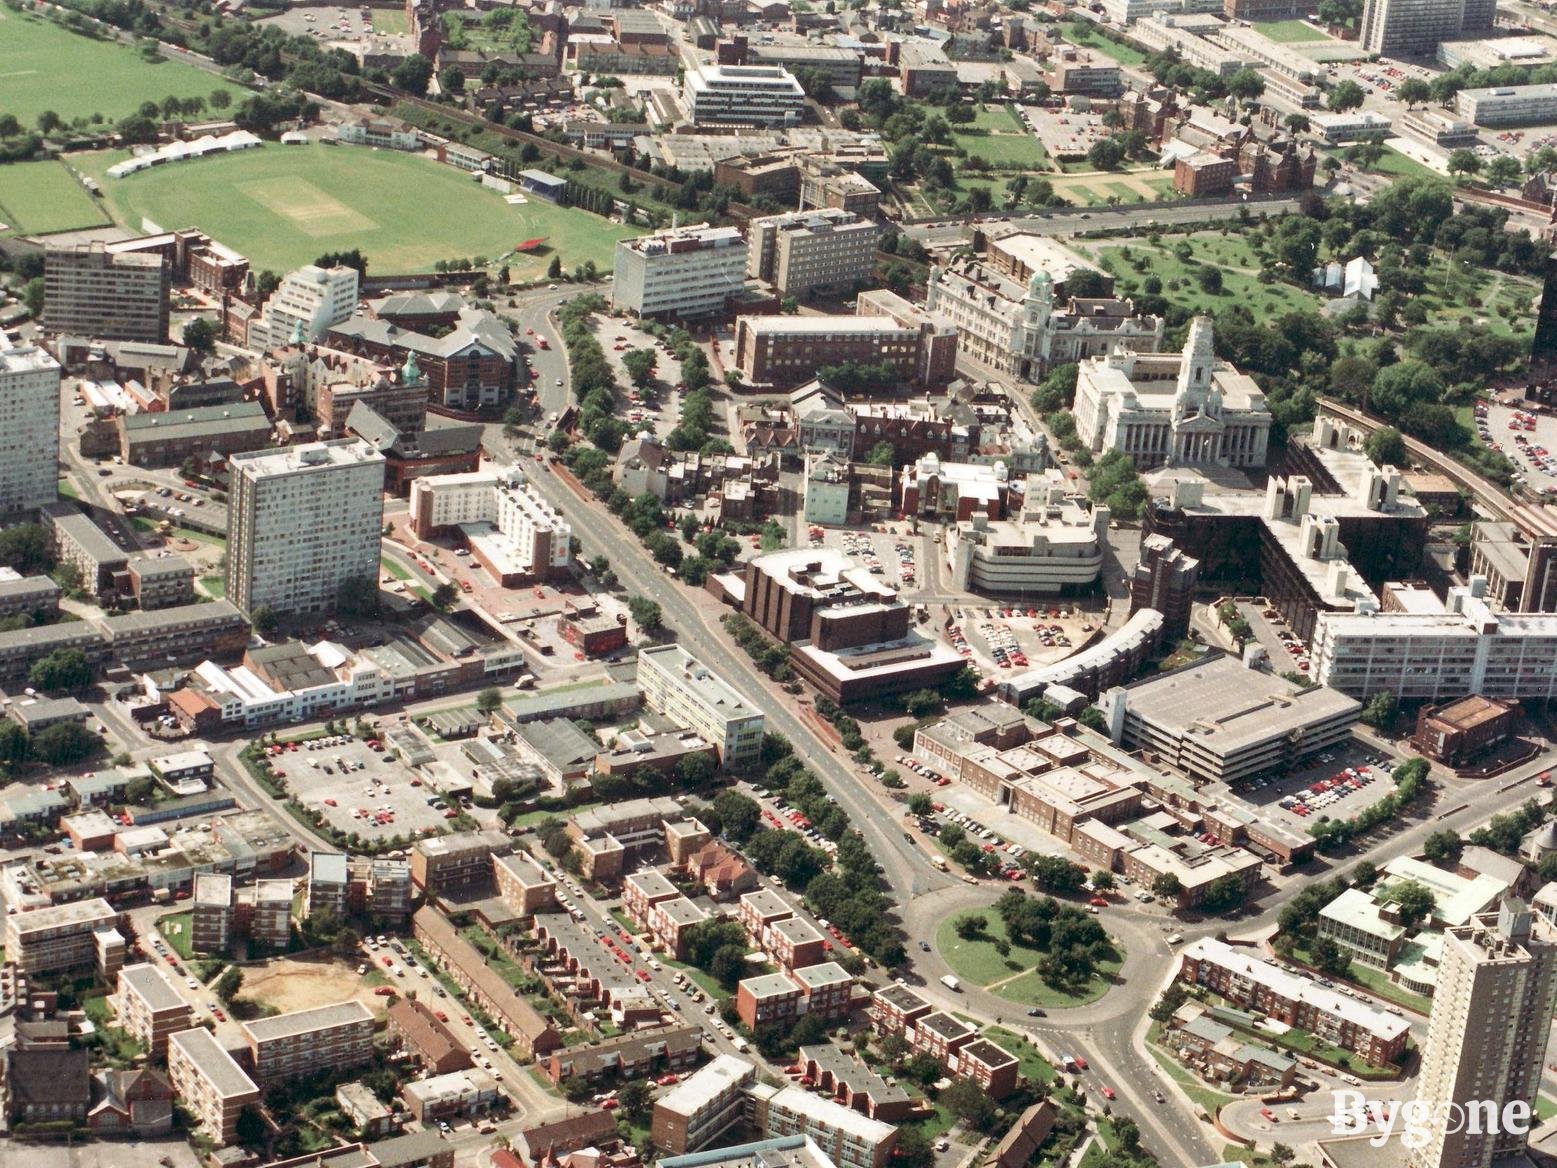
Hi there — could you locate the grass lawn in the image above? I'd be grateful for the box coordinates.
[1058,24,1146,65]
[1254,18,1327,42]
[1537,1095,1557,1122]
[954,130,1049,170]
[76,142,641,277]
[199,575,225,599]
[935,911,1119,1008]
[129,515,225,546]
[663,955,731,1001]
[1290,942,1431,1014]
[0,160,113,237]
[987,1026,1057,1084]
[0,12,242,125]
[57,477,81,501]
[380,556,411,581]
[158,911,196,961]
[1363,146,1439,181]
[368,7,410,34]
[511,802,602,829]
[1088,235,1322,318]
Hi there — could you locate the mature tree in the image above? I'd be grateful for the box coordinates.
[391,53,434,95]
[1091,869,1116,892]
[1360,690,1397,729]
[475,687,503,715]
[1088,137,1124,169]
[711,790,760,841]
[628,595,663,633]
[1395,77,1430,107]
[1152,872,1183,900]
[1422,828,1464,866]
[1270,215,1322,274]
[29,648,92,694]
[439,66,466,95]
[1284,112,1311,133]
[1447,148,1481,177]
[866,441,896,467]
[677,751,717,791]
[0,722,28,771]
[617,1079,652,1122]
[1387,879,1436,929]
[182,317,219,355]
[336,575,380,618]
[215,966,244,1001]
[1363,426,1406,468]
[1309,935,1351,978]
[942,1078,997,1129]
[1327,81,1365,112]
[430,582,459,610]
[907,793,934,817]
[622,347,657,388]
[1226,68,1265,103]
[0,524,51,575]
[32,721,96,765]
[251,605,279,636]
[1200,873,1248,914]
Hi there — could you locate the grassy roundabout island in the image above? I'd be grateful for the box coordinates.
[934,892,1122,1008]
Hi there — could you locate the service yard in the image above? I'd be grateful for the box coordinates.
[805,525,919,590]
[265,733,456,842]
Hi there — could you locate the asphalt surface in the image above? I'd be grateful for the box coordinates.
[901,196,1307,248]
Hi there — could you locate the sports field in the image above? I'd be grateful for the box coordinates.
[0,160,112,236]
[75,142,641,276]
[0,11,242,125]
[953,106,1049,170]
[1254,18,1328,42]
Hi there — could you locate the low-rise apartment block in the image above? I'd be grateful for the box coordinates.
[652,1053,757,1153]
[745,1082,898,1168]
[167,1027,260,1145]
[4,898,122,976]
[412,830,512,897]
[242,1001,376,1082]
[116,963,194,1060]
[1178,938,1410,1065]
[494,851,558,916]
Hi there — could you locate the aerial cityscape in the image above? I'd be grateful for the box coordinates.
[9,0,1557,1165]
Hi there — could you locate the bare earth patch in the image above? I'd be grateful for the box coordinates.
[238,955,389,1018]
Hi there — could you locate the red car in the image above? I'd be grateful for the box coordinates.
[1101,1086,1115,1100]
[1088,897,1109,907]
[1260,1108,1278,1123]
[657,1073,680,1087]
[636,969,651,982]
[1073,1055,1088,1071]
[374,986,397,997]
[435,1011,449,1022]
[600,1099,618,1111]
[382,955,394,966]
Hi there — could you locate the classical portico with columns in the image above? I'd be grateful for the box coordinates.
[1072,317,1271,471]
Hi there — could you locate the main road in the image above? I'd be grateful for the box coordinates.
[463,284,1233,1164]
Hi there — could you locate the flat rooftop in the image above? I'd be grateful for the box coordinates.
[1122,654,1360,755]
[170,1027,259,1099]
[242,1000,373,1043]
[229,438,383,478]
[119,962,188,1013]
[656,1053,755,1114]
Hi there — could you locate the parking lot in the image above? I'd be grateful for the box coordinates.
[806,526,918,589]
[1017,104,1109,161]
[1208,741,1399,834]
[255,4,400,40]
[1477,396,1557,496]
[585,317,687,447]
[264,733,458,842]
[945,604,1098,675]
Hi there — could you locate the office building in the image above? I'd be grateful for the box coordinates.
[612,225,748,319]
[732,547,964,702]
[116,963,193,1060]
[1362,0,1494,56]
[652,1054,758,1153]
[1101,653,1361,784]
[0,340,61,514]
[1312,583,1557,701]
[242,1001,375,1082]
[250,264,361,349]
[1073,318,1272,471]
[1409,901,1557,1168]
[4,898,121,975]
[946,472,1109,596]
[734,297,958,390]
[167,1028,260,1145]
[226,440,385,618]
[746,210,881,299]
[1411,695,1520,765]
[407,467,571,585]
[637,644,766,769]
[43,242,169,342]
[1457,83,1557,127]
[924,259,1161,381]
[682,64,806,126]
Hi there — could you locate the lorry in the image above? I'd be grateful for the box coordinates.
[931,854,948,872]
[940,974,960,992]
